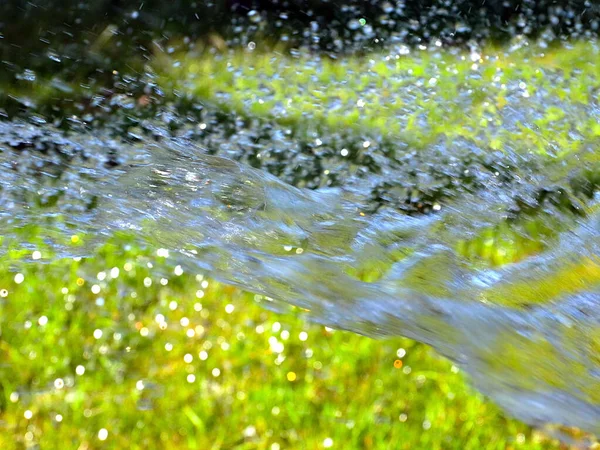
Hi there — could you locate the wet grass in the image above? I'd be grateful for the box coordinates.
[156,40,600,155]
[152,38,600,278]
[2,38,600,447]
[4,40,600,159]
[6,39,597,270]
[0,234,565,450]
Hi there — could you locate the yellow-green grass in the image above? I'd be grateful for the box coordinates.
[156,40,600,155]
[0,234,564,449]
[4,40,599,161]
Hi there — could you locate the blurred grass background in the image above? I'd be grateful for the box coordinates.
[2,39,600,450]
[0,234,565,449]
[1,1,600,447]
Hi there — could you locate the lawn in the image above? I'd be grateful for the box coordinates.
[0,234,562,449]
[1,37,599,449]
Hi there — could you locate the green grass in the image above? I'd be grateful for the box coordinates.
[0,234,564,449]
[4,40,600,160]
[155,40,600,155]
[2,38,600,448]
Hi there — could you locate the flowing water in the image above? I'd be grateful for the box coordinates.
[1,117,599,437]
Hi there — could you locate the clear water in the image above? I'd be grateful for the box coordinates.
[1,120,598,436]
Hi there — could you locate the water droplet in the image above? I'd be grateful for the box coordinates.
[347,19,361,30]
[98,428,108,441]
[248,10,261,23]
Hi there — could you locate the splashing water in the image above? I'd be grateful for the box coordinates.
[0,121,599,437]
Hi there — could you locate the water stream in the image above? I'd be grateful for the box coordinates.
[1,120,599,437]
